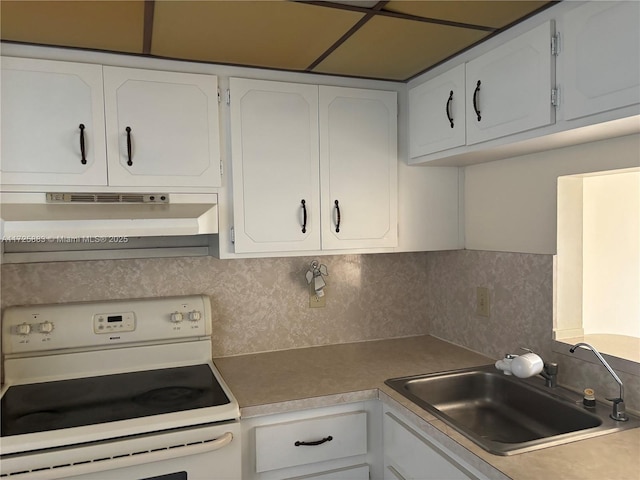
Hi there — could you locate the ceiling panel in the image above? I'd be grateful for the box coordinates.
[312,14,489,80]
[0,1,145,54]
[152,1,364,70]
[384,1,551,29]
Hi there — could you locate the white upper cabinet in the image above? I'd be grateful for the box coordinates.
[230,78,321,253]
[409,64,466,157]
[561,1,640,121]
[1,57,107,186]
[1,58,220,191]
[465,21,555,145]
[320,86,397,250]
[230,79,397,254]
[103,67,221,188]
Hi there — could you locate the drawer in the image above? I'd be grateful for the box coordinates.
[255,410,367,473]
[285,464,370,480]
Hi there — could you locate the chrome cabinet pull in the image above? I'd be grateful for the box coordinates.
[473,80,482,122]
[446,90,454,128]
[295,435,333,447]
[126,126,133,166]
[301,199,307,233]
[334,200,341,233]
[79,124,87,164]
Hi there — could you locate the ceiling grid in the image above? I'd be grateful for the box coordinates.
[0,0,555,81]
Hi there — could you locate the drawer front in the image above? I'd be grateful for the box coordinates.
[285,464,369,480]
[255,411,367,473]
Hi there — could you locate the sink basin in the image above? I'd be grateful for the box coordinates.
[385,365,639,455]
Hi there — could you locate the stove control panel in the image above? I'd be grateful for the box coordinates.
[1,295,212,355]
[93,312,136,334]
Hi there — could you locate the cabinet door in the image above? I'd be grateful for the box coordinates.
[103,66,221,188]
[465,21,555,145]
[319,86,398,250]
[1,57,107,186]
[230,78,321,253]
[409,64,466,158]
[384,412,483,480]
[562,1,640,120]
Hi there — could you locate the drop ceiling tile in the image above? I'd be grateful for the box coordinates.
[384,1,551,29]
[313,15,489,80]
[0,1,145,53]
[152,1,364,70]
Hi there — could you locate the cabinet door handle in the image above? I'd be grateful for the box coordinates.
[126,126,133,166]
[446,90,454,128]
[301,199,307,234]
[294,435,333,447]
[334,200,341,233]
[79,124,87,165]
[472,80,482,122]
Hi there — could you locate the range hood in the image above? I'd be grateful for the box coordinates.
[0,192,218,239]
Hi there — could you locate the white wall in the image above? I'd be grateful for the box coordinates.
[464,133,640,254]
[583,171,640,337]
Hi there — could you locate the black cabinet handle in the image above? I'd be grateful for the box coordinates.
[295,436,333,447]
[79,124,87,165]
[446,90,454,128]
[301,199,307,234]
[126,126,133,166]
[334,200,341,233]
[473,80,482,122]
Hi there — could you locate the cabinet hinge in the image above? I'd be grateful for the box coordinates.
[551,87,560,107]
[220,159,224,176]
[225,89,231,106]
[217,87,221,104]
[230,226,235,244]
[551,32,560,56]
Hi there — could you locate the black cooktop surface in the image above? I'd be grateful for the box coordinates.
[1,364,230,437]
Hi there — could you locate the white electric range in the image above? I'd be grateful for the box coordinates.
[0,295,241,480]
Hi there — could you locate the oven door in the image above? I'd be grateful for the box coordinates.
[0,422,240,480]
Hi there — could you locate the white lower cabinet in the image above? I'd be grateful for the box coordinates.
[383,407,489,480]
[242,402,382,480]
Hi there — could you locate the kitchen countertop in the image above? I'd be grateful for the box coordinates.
[213,335,640,480]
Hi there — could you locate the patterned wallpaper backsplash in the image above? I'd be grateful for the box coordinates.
[0,253,432,356]
[2,250,637,411]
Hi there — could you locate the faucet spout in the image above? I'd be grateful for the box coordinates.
[569,342,627,421]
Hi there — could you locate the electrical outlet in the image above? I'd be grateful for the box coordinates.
[476,287,490,317]
[309,285,327,308]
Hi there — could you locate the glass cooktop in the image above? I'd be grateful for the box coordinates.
[1,364,230,437]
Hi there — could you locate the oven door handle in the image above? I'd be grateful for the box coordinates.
[6,432,234,480]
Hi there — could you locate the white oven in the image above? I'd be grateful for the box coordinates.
[0,295,241,480]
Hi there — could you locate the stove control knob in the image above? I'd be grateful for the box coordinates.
[188,310,202,321]
[170,312,184,323]
[38,321,54,334]
[16,323,31,335]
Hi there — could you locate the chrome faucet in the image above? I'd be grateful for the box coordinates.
[569,342,628,422]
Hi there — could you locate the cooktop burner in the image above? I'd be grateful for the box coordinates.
[1,364,230,437]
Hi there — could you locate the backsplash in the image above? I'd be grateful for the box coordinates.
[2,249,637,410]
[0,253,431,356]
[426,249,639,413]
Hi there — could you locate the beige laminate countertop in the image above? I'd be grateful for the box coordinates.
[213,335,640,480]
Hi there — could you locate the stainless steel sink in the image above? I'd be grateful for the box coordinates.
[385,365,639,455]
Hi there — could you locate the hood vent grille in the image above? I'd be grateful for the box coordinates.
[47,193,169,204]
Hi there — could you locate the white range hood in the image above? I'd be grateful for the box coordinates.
[0,192,218,239]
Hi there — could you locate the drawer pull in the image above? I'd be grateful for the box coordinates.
[294,435,333,447]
